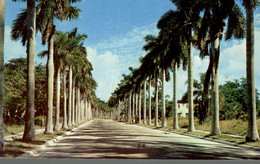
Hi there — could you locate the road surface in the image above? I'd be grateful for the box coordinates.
[32,119,260,159]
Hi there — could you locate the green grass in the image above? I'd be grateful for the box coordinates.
[141,117,260,148]
[166,117,260,137]
[4,124,43,136]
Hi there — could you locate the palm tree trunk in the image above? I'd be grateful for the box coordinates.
[188,28,195,132]
[117,100,120,121]
[88,102,91,120]
[54,68,61,131]
[0,0,5,151]
[82,96,84,121]
[86,100,88,120]
[132,92,135,122]
[62,69,68,129]
[148,77,152,125]
[173,63,179,129]
[77,86,80,123]
[143,80,147,124]
[68,66,72,127]
[72,80,75,125]
[45,28,55,134]
[245,4,259,142]
[128,93,131,123]
[75,86,78,124]
[23,0,36,141]
[161,69,167,128]
[138,89,141,124]
[79,93,82,122]
[210,37,221,136]
[155,72,159,127]
[84,99,87,120]
[87,101,89,120]
[135,92,138,121]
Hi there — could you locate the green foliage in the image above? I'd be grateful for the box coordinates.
[219,78,260,120]
[3,58,47,124]
[35,64,47,117]
[4,58,27,124]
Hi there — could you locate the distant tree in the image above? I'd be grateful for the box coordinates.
[219,78,260,120]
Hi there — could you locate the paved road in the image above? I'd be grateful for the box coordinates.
[32,119,260,159]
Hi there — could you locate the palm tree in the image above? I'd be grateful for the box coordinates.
[12,0,81,134]
[243,0,259,142]
[11,0,37,141]
[157,9,189,130]
[0,0,5,151]
[38,0,80,134]
[171,0,203,132]
[25,0,36,141]
[197,0,246,135]
[66,28,88,126]
[142,35,162,127]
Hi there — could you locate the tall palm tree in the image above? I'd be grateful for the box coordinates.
[157,9,189,130]
[197,0,246,135]
[243,0,259,142]
[25,0,36,141]
[171,0,203,132]
[66,28,87,126]
[142,35,162,127]
[0,0,5,151]
[12,0,81,134]
[11,0,37,141]
[38,0,80,134]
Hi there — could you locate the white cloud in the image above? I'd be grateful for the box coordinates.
[255,14,260,27]
[96,23,158,51]
[87,47,121,101]
[4,26,26,63]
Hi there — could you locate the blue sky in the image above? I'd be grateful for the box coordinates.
[4,0,260,102]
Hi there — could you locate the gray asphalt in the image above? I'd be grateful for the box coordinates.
[32,119,260,159]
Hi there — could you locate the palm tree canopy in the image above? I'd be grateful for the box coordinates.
[11,0,81,45]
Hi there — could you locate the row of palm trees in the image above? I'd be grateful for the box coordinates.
[109,0,259,142]
[0,0,103,153]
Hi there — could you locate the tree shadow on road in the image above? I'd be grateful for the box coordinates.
[36,120,260,160]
